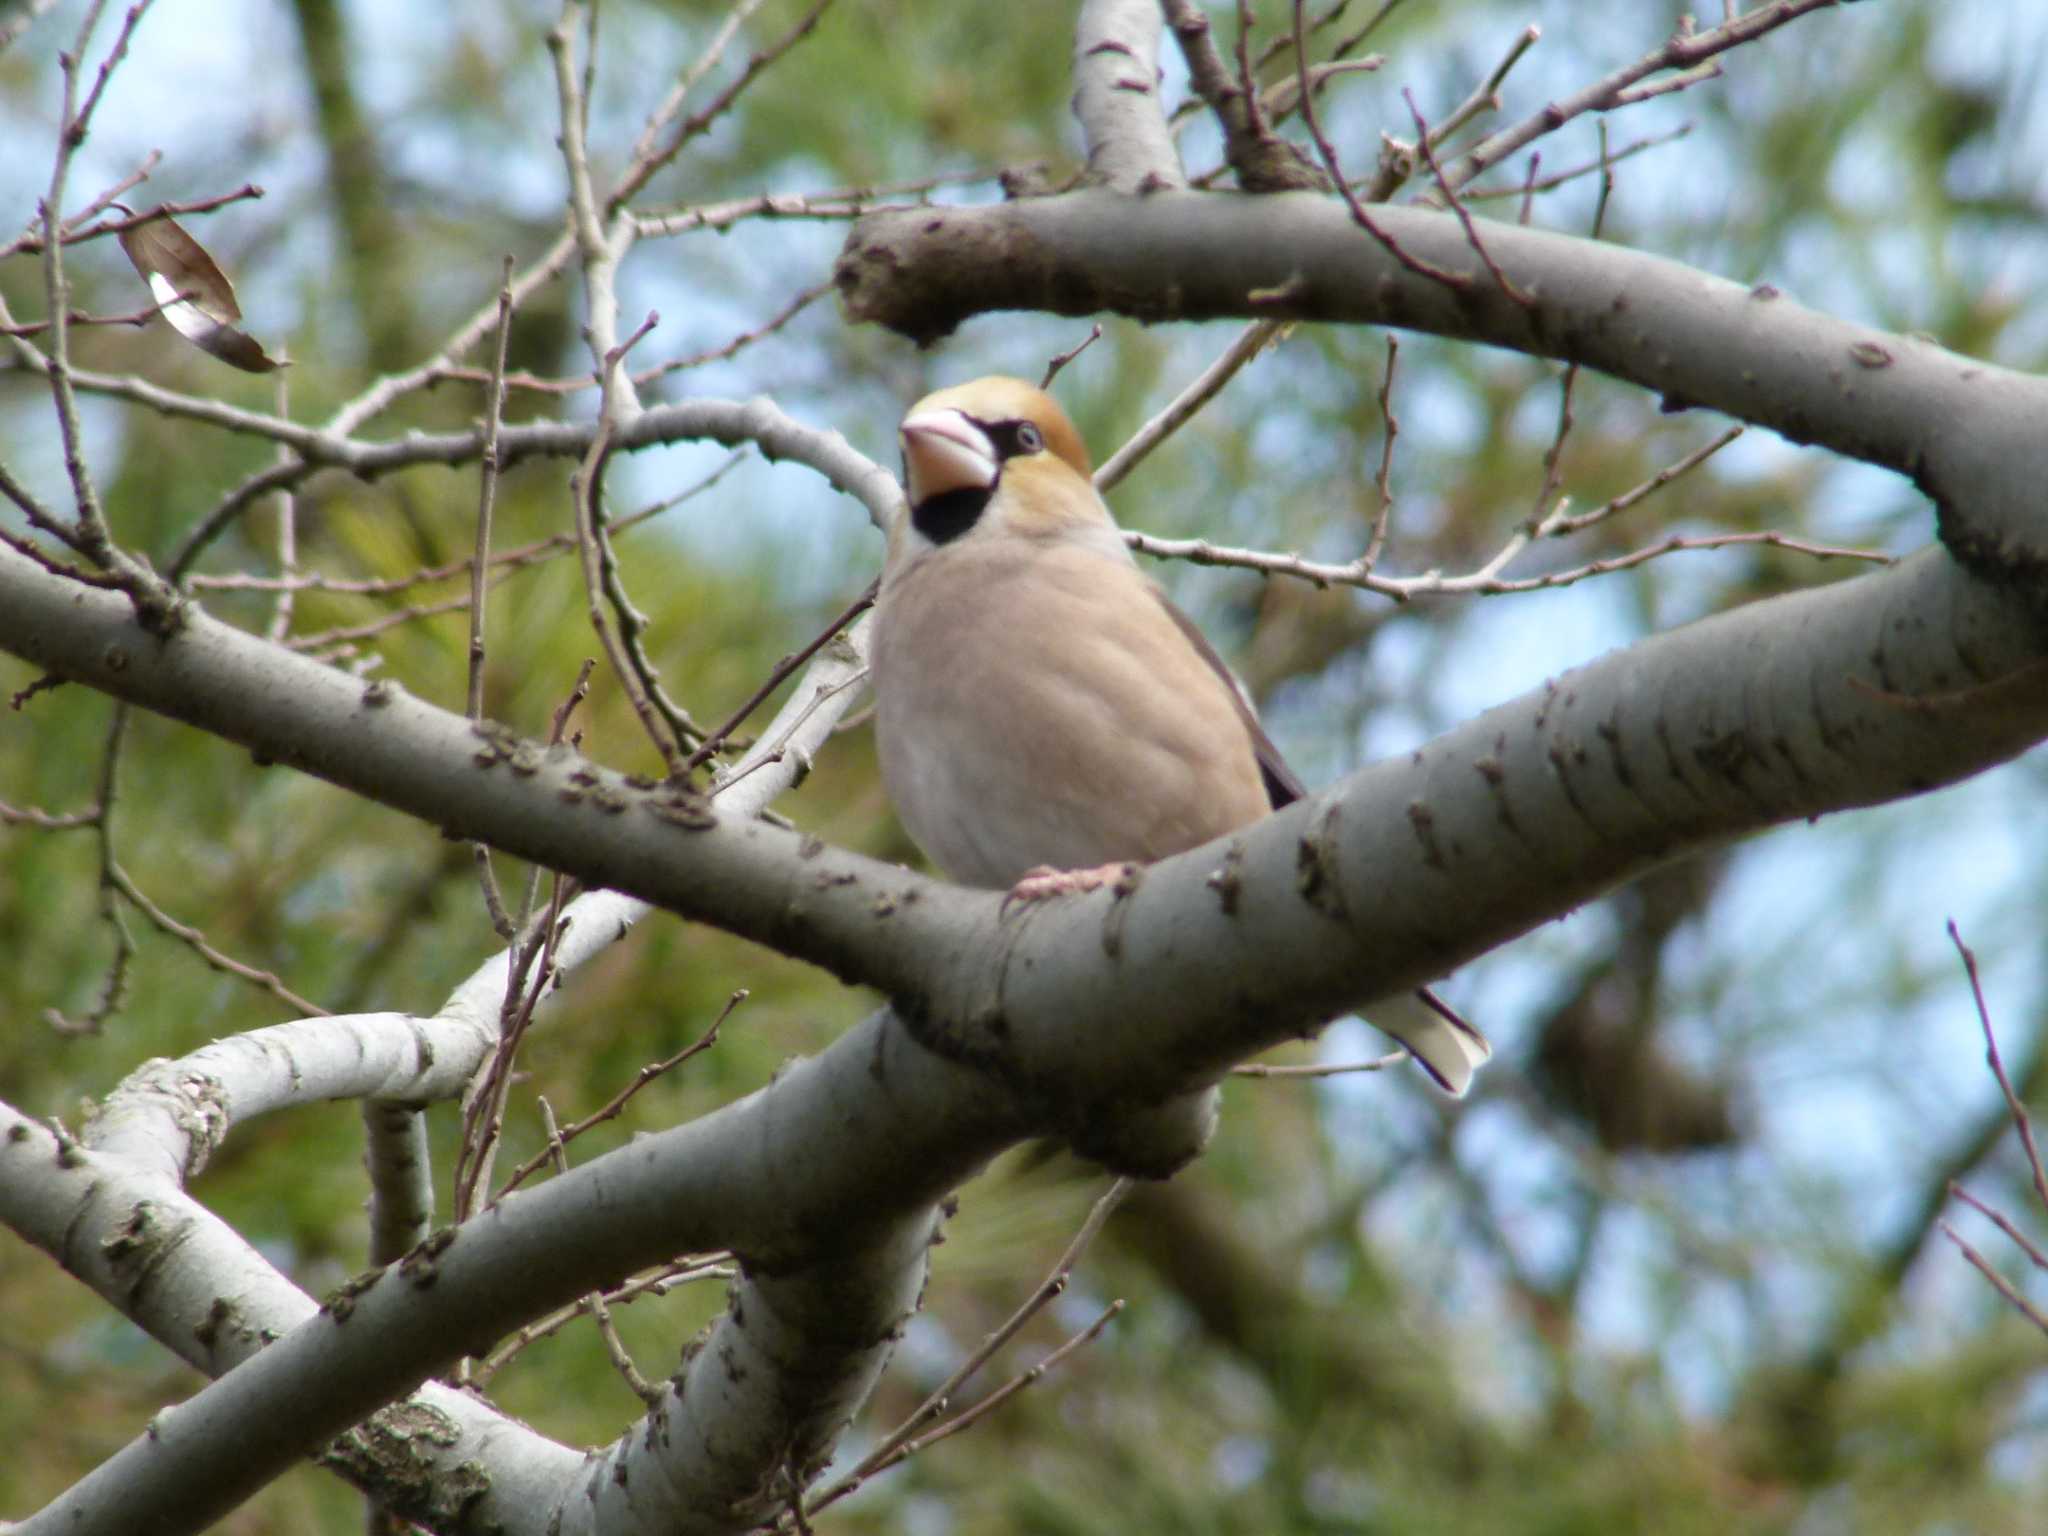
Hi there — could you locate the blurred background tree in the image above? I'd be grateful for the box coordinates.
[2,1,2045,1531]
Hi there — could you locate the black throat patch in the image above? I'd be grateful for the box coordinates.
[910,484,994,546]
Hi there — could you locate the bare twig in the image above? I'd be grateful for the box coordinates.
[1537,426,1745,541]
[469,1254,733,1386]
[107,860,330,1018]
[1405,88,1529,307]
[1464,125,1693,204]
[32,0,184,630]
[454,877,572,1224]
[469,257,518,720]
[683,583,877,773]
[0,796,99,829]
[43,706,130,1035]
[1129,516,1875,600]
[493,990,745,1201]
[0,298,180,336]
[465,267,519,931]
[1096,319,1287,494]
[192,452,746,598]
[610,0,836,212]
[535,1098,663,1402]
[1040,324,1103,389]
[1290,0,1468,291]
[708,668,867,795]
[1950,920,2048,1217]
[1430,25,1541,150]
[834,1302,1125,1487]
[1360,334,1400,572]
[1940,1221,2048,1339]
[634,279,832,385]
[1444,0,1845,193]
[805,1180,1132,1517]
[1950,1185,2048,1276]
[569,375,698,775]
[1517,151,1542,226]
[4,181,263,259]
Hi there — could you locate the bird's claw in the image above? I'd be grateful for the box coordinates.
[1001,861,1136,914]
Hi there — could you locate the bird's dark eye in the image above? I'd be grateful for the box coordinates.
[981,418,1045,459]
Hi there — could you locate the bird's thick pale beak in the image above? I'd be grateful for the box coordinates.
[900,408,997,504]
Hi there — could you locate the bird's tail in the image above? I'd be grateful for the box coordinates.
[1378,987,1493,1096]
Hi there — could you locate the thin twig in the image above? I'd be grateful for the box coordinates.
[1428,25,1541,150]
[0,298,180,336]
[493,990,745,1201]
[468,257,518,720]
[455,882,571,1223]
[1129,519,1879,599]
[1465,125,1693,204]
[108,860,329,1018]
[44,706,130,1035]
[843,1303,1126,1483]
[682,583,876,773]
[1940,1221,2048,1339]
[1290,0,1468,291]
[535,1098,663,1401]
[0,796,99,829]
[4,181,263,259]
[708,669,867,794]
[193,452,747,598]
[1950,1185,2048,1276]
[805,1180,1132,1517]
[1096,319,1287,494]
[1360,334,1400,571]
[1444,0,1844,193]
[1040,324,1102,389]
[569,381,695,775]
[1537,426,1744,540]
[470,1253,733,1386]
[1950,920,2048,1217]
[610,0,835,212]
[1405,87,1529,308]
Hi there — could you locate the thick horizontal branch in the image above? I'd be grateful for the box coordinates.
[5,537,2047,1530]
[4,538,2044,1132]
[834,189,2048,582]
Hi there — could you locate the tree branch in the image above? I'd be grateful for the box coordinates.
[4,536,2045,1136]
[835,189,2048,584]
[1071,0,1184,193]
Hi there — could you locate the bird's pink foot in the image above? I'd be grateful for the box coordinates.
[1002,861,1138,911]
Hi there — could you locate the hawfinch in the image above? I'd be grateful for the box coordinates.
[870,376,1489,1095]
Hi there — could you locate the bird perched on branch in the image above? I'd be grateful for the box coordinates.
[869,375,1489,1094]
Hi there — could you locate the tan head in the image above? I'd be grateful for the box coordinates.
[891,376,1119,563]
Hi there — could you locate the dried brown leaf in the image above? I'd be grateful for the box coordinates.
[117,211,281,373]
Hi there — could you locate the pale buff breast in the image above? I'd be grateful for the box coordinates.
[872,536,1272,889]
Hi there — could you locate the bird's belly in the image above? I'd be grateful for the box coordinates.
[871,542,1271,889]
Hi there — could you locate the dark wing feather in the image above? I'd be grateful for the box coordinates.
[1152,589,1306,810]
[1152,591,1491,1090]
